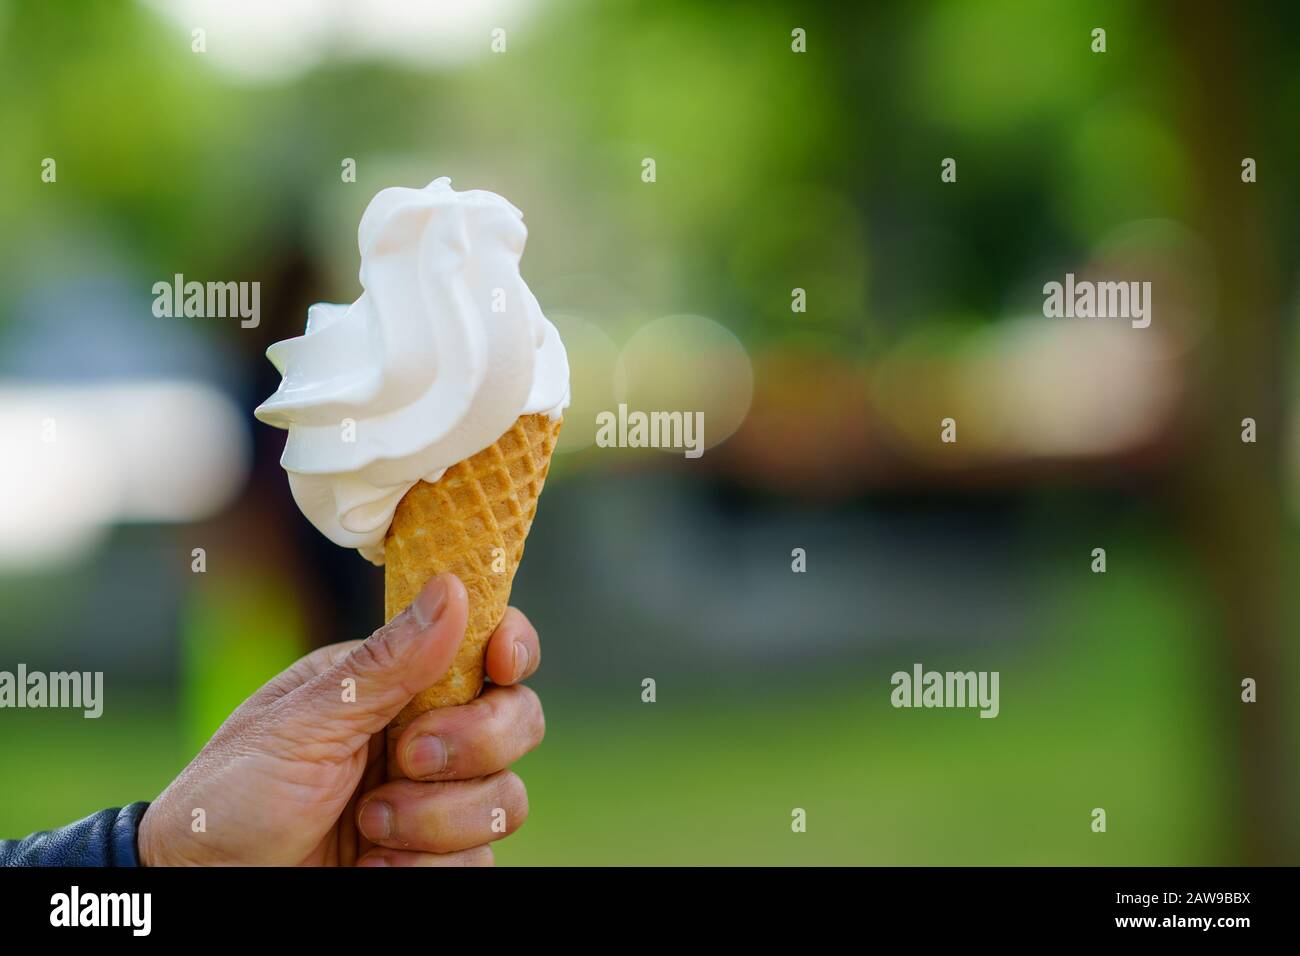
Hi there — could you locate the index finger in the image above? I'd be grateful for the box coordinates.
[484,607,540,686]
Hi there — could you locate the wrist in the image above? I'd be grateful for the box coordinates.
[136,801,169,867]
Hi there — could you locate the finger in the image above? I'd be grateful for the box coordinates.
[391,684,545,781]
[272,574,469,751]
[356,846,494,867]
[355,770,528,854]
[247,641,365,707]
[484,607,540,686]
[339,732,387,866]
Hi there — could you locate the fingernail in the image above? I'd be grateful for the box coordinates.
[411,576,449,629]
[406,734,448,777]
[358,799,393,841]
[512,642,530,682]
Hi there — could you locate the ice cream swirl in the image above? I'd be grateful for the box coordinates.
[255,178,569,564]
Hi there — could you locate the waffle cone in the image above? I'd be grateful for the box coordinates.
[383,413,561,730]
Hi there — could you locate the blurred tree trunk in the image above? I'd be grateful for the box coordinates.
[1167,1,1297,863]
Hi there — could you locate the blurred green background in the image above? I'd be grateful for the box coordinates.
[1,0,1298,864]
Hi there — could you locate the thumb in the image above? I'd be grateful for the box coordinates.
[277,573,468,748]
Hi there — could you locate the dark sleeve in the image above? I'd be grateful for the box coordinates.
[0,803,150,867]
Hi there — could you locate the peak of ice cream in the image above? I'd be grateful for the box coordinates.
[255,178,570,564]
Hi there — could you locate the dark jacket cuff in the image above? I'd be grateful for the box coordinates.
[0,802,150,867]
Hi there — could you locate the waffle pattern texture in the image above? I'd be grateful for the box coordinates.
[384,413,562,726]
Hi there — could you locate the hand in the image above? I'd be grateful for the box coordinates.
[137,573,545,866]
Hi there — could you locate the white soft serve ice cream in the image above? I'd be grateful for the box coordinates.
[254,178,569,564]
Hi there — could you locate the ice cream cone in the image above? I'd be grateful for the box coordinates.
[384,413,562,729]
[254,179,571,781]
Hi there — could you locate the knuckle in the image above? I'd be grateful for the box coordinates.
[469,732,510,774]
[475,688,507,724]
[352,628,401,674]
[498,772,529,830]
[517,686,546,747]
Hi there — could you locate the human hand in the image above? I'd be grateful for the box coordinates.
[137,573,545,866]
